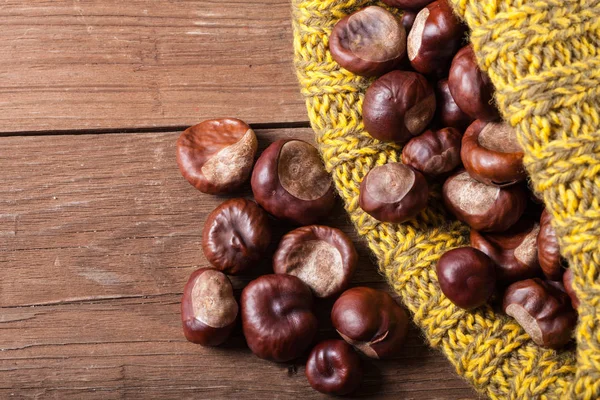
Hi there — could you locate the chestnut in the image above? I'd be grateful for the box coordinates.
[181,268,238,346]
[563,269,580,309]
[329,6,406,77]
[359,162,428,223]
[461,120,526,187]
[176,118,257,194]
[273,225,358,299]
[407,0,465,77]
[382,0,435,9]
[251,139,335,225]
[202,198,271,275]
[363,70,436,143]
[436,79,473,131]
[401,127,462,177]
[331,287,409,359]
[503,278,577,349]
[470,219,542,285]
[305,340,362,395]
[436,247,496,309]
[538,209,566,280]
[448,45,499,121]
[241,274,318,362]
[442,170,527,232]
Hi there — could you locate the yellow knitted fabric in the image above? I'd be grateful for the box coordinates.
[292,0,600,399]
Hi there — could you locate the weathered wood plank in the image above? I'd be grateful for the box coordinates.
[0,0,306,132]
[0,296,475,399]
[0,127,477,398]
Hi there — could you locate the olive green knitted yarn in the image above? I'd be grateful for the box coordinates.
[292,0,600,398]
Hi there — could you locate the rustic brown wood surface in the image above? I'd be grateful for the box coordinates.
[0,1,478,398]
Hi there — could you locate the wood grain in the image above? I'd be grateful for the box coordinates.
[0,0,307,133]
[0,128,477,399]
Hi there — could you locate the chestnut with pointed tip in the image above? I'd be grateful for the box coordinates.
[470,219,542,285]
[442,170,527,232]
[251,139,335,225]
[273,225,358,299]
[202,198,271,275]
[401,127,462,177]
[461,120,526,187]
[331,287,409,359]
[448,45,499,121]
[436,247,496,309]
[436,79,473,131]
[176,118,258,194]
[305,340,363,395]
[407,0,465,77]
[329,6,406,77]
[359,163,429,223]
[563,269,579,309]
[241,274,318,362]
[503,278,577,349]
[363,70,436,143]
[538,209,566,280]
[181,268,238,346]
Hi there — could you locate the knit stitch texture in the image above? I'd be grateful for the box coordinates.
[291,0,600,398]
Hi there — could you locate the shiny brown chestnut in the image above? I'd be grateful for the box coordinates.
[442,170,527,232]
[503,278,577,349]
[251,139,335,225]
[563,269,580,309]
[538,209,566,280]
[181,268,238,346]
[470,219,542,285]
[363,70,436,143]
[407,0,465,77]
[461,120,526,187]
[436,79,473,131]
[331,287,409,359]
[448,45,499,121]
[202,198,271,275]
[176,118,257,194]
[305,340,363,395]
[329,6,406,77]
[273,225,358,299]
[241,274,318,362]
[436,247,496,309]
[401,127,462,177]
[359,163,429,223]
[382,0,435,9]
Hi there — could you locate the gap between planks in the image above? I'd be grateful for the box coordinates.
[0,121,311,138]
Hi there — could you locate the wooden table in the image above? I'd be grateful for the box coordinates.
[0,2,478,398]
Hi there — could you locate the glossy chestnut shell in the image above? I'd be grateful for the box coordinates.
[363,70,436,143]
[461,120,526,187]
[273,225,358,298]
[181,268,238,346]
[538,209,566,280]
[401,127,462,177]
[202,198,271,275]
[176,118,257,194]
[241,274,318,362]
[470,219,542,285]
[329,6,406,77]
[331,287,409,359]
[251,139,335,225]
[503,278,577,349]
[305,340,363,395]
[436,247,496,309]
[442,170,527,232]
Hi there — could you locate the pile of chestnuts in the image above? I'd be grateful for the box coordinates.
[329,0,578,349]
[176,117,411,395]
